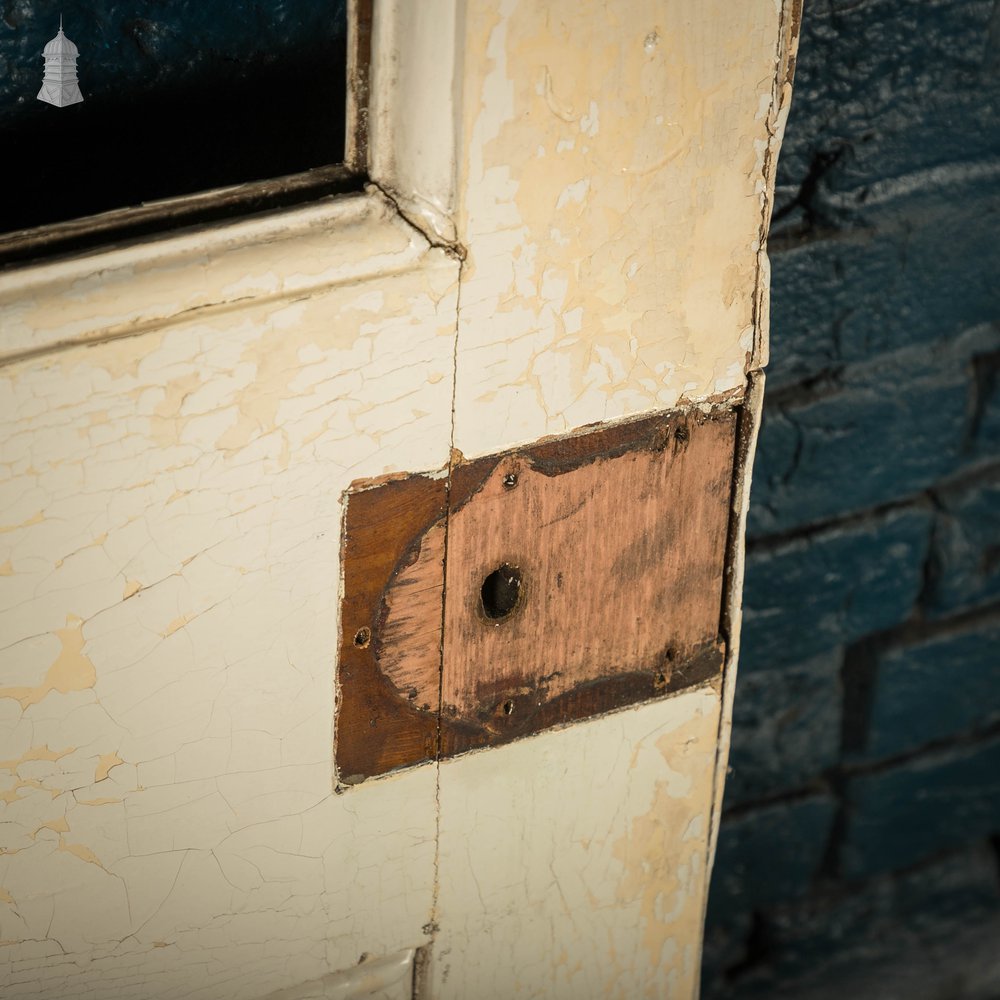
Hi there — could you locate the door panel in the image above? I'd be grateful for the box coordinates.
[0,203,458,999]
[0,2,801,996]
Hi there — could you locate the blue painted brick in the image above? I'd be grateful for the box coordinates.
[842,734,1000,878]
[750,362,958,535]
[927,472,1000,617]
[773,0,1000,223]
[725,650,842,806]
[970,352,1000,462]
[740,507,930,672]
[755,846,1000,989]
[707,794,837,925]
[768,187,1000,390]
[863,619,1000,761]
[750,325,1000,536]
[700,908,753,994]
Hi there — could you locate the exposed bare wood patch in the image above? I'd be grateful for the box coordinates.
[336,406,739,783]
[336,474,446,785]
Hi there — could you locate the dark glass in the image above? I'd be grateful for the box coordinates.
[0,2,349,235]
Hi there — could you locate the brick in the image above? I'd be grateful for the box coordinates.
[970,350,1000,461]
[841,734,1000,877]
[707,794,837,924]
[725,650,842,806]
[773,0,1000,222]
[699,907,753,995]
[926,471,1000,617]
[750,370,955,536]
[863,619,1000,760]
[750,326,1000,536]
[758,845,1000,987]
[740,508,930,672]
[768,188,1000,390]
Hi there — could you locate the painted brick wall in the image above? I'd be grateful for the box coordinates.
[703,1,1000,995]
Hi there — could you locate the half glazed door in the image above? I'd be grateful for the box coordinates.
[0,2,800,998]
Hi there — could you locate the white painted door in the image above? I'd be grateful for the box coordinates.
[0,3,800,997]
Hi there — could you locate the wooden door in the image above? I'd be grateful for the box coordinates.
[0,2,800,997]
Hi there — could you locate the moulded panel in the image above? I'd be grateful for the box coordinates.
[258,949,417,1000]
[0,241,459,998]
[432,685,723,1000]
[0,193,425,364]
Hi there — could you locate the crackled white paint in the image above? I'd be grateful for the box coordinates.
[0,2,799,997]
[433,687,722,1000]
[447,0,797,458]
[0,202,457,999]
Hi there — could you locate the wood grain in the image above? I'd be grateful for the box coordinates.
[335,473,446,784]
[338,406,740,781]
[440,409,735,723]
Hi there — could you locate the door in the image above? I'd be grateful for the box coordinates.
[0,2,800,997]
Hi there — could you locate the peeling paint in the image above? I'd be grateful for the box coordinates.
[611,716,717,995]
[0,745,75,774]
[0,1,796,996]
[0,207,458,997]
[451,0,788,457]
[433,688,721,999]
[55,837,107,869]
[0,615,96,710]
[94,752,124,783]
[32,817,71,837]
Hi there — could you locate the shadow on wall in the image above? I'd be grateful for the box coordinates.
[703,0,1000,996]
[0,1,347,234]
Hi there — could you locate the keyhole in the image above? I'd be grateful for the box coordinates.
[480,564,522,621]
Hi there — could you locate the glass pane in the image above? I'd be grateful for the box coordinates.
[0,2,349,235]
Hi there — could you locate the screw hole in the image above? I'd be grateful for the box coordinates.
[480,563,522,621]
[502,471,518,490]
[502,699,515,716]
[354,626,371,648]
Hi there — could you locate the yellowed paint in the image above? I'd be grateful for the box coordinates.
[0,202,459,997]
[0,778,45,804]
[94,752,124,783]
[450,0,789,457]
[433,687,721,999]
[54,531,109,569]
[0,745,75,774]
[0,615,96,710]
[160,614,194,638]
[57,836,106,870]
[33,816,71,837]
[0,511,44,534]
[612,718,717,994]
[0,2,798,996]
[0,889,14,905]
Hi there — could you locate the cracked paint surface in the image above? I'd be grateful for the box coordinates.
[451,0,790,457]
[432,687,721,999]
[0,1,798,995]
[0,205,457,997]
